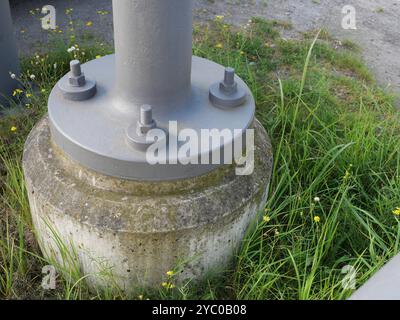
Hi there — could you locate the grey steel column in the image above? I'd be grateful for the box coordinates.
[0,0,19,106]
[113,0,193,105]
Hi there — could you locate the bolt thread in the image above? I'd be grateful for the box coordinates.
[70,60,82,77]
[140,105,153,125]
[224,67,235,86]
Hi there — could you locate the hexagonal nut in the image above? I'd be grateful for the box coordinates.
[220,81,238,95]
[137,120,157,136]
[69,74,86,87]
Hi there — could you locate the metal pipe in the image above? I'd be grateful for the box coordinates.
[112,0,193,106]
[0,0,19,107]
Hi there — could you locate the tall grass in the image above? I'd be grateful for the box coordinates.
[0,17,399,299]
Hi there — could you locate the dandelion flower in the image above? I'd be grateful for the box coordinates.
[215,15,224,22]
[215,43,224,49]
[314,216,321,223]
[263,216,271,223]
[11,126,17,132]
[166,270,176,277]
[86,21,93,27]
[393,208,400,216]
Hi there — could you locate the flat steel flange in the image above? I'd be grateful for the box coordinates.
[48,55,255,181]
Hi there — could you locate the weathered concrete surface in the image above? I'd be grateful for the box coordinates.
[23,116,273,291]
[10,0,400,102]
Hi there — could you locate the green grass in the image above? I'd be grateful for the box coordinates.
[1,17,399,300]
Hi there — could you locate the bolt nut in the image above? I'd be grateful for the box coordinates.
[69,75,86,87]
[58,60,97,101]
[219,67,238,94]
[137,105,157,136]
[209,67,247,109]
[69,60,86,87]
[126,105,166,151]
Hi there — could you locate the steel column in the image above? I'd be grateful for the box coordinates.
[0,0,19,107]
[113,0,193,106]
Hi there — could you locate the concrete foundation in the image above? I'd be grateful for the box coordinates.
[23,116,273,292]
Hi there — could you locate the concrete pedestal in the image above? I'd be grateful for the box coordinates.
[23,117,273,292]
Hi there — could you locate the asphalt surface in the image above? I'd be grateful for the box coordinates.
[9,0,400,100]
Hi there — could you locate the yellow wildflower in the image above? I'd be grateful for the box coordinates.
[215,15,224,22]
[393,208,400,216]
[215,43,224,49]
[314,216,321,223]
[13,89,23,96]
[97,10,110,15]
[11,126,17,132]
[162,282,176,289]
[166,270,176,277]
[86,21,93,27]
[263,216,271,223]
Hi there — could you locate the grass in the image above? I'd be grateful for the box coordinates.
[1,17,399,300]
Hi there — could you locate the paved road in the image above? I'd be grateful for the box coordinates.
[9,0,400,99]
